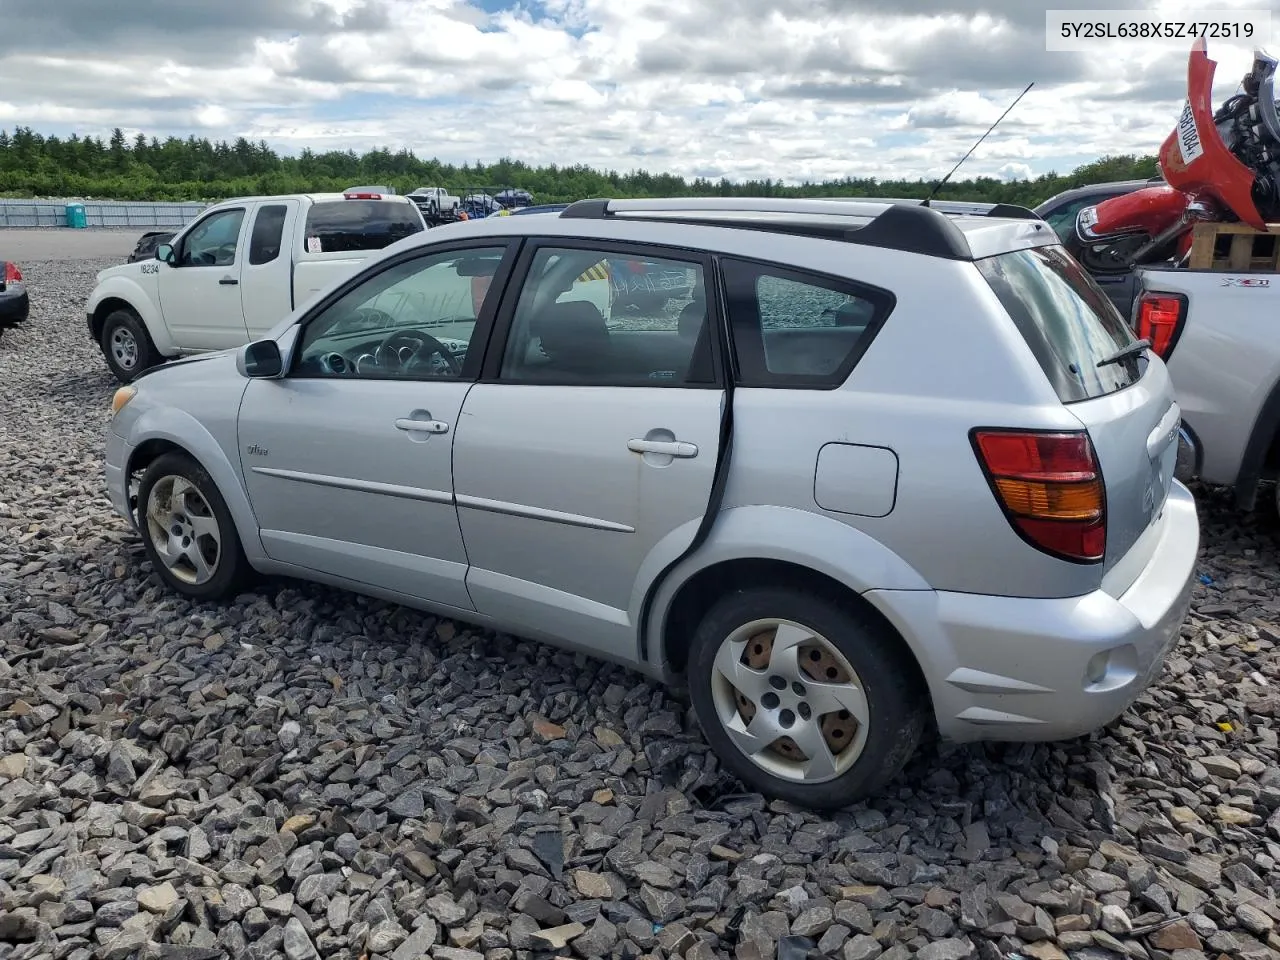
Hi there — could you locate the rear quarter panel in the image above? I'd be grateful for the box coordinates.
[1136,266,1280,485]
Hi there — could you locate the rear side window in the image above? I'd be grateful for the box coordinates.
[721,258,892,387]
[303,200,424,254]
[976,245,1139,403]
[249,204,287,265]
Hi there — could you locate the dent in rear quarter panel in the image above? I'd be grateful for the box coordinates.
[1140,267,1280,485]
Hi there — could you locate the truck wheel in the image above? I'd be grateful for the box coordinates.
[101,308,158,383]
[686,585,928,811]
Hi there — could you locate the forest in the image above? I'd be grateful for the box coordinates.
[0,125,1160,207]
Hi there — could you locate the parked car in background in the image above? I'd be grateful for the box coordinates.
[494,188,534,209]
[127,230,176,264]
[86,190,427,382]
[0,259,29,340]
[1033,178,1163,242]
[104,196,1197,810]
[461,193,503,220]
[1034,178,1164,320]
[489,203,569,216]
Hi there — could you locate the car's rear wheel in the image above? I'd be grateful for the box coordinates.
[101,308,158,383]
[687,585,928,810]
[136,452,248,601]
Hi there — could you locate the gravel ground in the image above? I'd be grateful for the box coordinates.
[2,257,1280,960]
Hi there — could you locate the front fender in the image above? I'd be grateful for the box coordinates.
[122,404,266,564]
[639,504,931,670]
[87,275,174,355]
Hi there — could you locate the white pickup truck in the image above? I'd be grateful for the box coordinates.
[407,187,461,221]
[86,191,427,382]
[1131,247,1280,520]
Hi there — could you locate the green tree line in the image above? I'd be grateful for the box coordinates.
[0,125,1160,207]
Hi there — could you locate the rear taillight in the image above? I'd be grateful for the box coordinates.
[1135,292,1187,359]
[3,262,21,283]
[972,429,1106,563]
[344,192,382,200]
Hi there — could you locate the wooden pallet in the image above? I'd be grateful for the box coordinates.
[1188,221,1280,271]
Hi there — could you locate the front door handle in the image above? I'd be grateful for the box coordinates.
[628,438,698,458]
[395,418,450,434]
[219,276,239,286]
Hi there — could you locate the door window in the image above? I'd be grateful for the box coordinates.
[293,246,508,381]
[499,246,712,385]
[249,205,288,265]
[721,258,892,387]
[178,209,245,267]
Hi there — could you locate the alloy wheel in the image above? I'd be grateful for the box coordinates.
[144,475,222,585]
[709,618,870,784]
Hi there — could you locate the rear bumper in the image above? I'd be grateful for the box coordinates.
[0,285,29,327]
[870,480,1199,742]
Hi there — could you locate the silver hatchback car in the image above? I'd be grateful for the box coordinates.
[104,197,1200,810]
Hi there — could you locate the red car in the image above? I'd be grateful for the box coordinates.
[0,260,28,340]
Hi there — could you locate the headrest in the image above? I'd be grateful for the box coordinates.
[533,300,611,359]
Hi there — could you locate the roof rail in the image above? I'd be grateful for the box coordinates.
[557,196,1042,260]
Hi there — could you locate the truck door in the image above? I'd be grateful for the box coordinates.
[241,199,302,340]
[156,204,253,351]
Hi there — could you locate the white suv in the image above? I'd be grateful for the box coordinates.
[104,197,1199,809]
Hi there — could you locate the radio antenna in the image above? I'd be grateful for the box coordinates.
[921,81,1034,207]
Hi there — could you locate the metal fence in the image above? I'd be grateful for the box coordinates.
[0,198,207,229]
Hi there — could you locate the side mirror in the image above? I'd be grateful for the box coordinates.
[238,339,283,379]
[156,243,176,265]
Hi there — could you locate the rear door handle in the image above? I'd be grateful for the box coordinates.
[395,418,450,434]
[628,438,698,458]
[219,276,239,286]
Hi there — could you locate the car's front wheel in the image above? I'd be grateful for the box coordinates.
[100,308,158,383]
[136,452,249,601]
[687,585,928,810]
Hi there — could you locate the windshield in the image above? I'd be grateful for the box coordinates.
[976,245,1140,403]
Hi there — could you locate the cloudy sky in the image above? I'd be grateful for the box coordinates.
[0,0,1271,183]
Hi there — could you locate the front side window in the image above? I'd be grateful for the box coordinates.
[499,246,712,385]
[721,258,891,387]
[294,246,508,381]
[179,209,245,267]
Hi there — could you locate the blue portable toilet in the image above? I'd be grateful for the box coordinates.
[65,203,87,228]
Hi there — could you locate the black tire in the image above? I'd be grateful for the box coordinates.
[135,452,250,601]
[100,308,159,383]
[687,585,928,811]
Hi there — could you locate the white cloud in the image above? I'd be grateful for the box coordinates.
[998,161,1033,181]
[0,0,1268,185]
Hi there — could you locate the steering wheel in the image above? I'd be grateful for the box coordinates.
[375,328,463,376]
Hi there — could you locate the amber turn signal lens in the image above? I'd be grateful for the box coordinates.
[111,386,136,415]
[993,477,1104,521]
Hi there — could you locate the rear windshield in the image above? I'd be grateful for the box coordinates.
[303,200,424,254]
[975,245,1140,403]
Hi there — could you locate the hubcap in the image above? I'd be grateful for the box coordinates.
[710,618,870,784]
[110,327,139,369]
[144,475,221,586]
